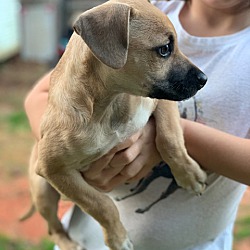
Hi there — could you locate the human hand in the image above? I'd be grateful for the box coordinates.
[83,117,162,192]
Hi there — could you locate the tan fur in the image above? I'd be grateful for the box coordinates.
[24,1,207,249]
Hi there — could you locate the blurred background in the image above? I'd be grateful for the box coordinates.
[0,0,249,249]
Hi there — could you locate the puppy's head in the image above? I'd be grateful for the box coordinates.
[73,0,207,101]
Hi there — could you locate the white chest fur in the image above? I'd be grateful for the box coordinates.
[116,99,155,140]
[82,98,156,163]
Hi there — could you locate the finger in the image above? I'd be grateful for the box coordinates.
[127,163,157,183]
[126,156,161,183]
[84,159,126,185]
[121,155,153,182]
[109,139,142,167]
[109,130,142,154]
[84,152,115,179]
[102,163,127,177]
[93,174,129,192]
[120,160,143,179]
[86,127,143,179]
[86,169,128,192]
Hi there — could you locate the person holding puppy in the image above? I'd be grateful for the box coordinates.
[25,0,250,249]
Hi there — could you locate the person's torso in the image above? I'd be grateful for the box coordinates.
[111,2,250,249]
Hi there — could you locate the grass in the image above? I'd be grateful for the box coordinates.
[0,234,53,250]
[0,110,30,131]
[234,216,250,241]
[0,109,33,178]
[6,111,29,129]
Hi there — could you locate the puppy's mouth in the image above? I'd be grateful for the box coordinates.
[148,68,207,101]
[149,82,200,101]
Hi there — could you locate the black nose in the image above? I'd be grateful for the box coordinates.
[197,72,207,89]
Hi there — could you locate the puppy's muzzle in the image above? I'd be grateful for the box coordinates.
[150,66,207,101]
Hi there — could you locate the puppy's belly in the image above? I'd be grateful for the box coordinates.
[79,99,156,169]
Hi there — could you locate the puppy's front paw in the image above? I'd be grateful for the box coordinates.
[76,246,87,250]
[58,242,87,250]
[108,235,133,250]
[172,158,207,194]
[121,236,134,250]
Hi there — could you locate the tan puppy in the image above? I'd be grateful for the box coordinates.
[23,0,208,249]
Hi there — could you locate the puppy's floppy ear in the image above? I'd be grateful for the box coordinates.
[73,3,132,69]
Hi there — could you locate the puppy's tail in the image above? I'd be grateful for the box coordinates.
[19,204,36,222]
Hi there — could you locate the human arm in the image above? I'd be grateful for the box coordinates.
[24,71,51,140]
[182,119,250,185]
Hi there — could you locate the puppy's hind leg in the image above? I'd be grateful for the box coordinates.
[30,146,85,250]
[32,174,85,250]
[36,165,133,250]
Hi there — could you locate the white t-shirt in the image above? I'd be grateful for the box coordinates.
[56,1,250,250]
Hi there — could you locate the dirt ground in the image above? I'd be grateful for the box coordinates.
[0,57,249,249]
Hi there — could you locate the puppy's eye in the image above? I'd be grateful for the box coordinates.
[156,44,171,57]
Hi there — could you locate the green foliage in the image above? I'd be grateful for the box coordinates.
[234,216,250,240]
[0,234,54,250]
[0,111,30,131]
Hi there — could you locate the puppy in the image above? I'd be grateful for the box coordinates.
[23,0,208,249]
